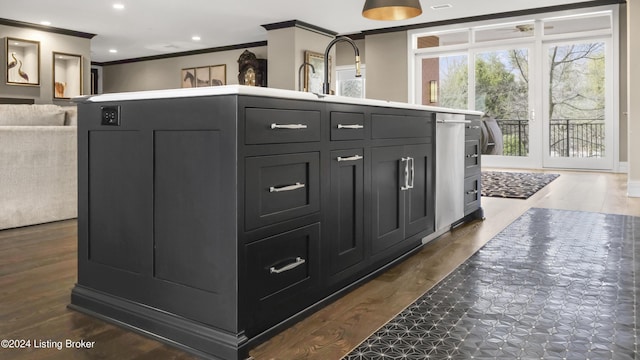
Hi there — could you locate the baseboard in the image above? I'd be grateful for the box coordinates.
[69,285,249,360]
[618,162,628,173]
[628,180,640,198]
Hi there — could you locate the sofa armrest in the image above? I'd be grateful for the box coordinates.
[0,126,77,229]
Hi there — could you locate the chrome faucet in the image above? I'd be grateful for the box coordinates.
[322,36,361,95]
[298,62,315,91]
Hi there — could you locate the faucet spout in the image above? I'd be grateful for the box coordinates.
[298,62,315,92]
[323,36,361,95]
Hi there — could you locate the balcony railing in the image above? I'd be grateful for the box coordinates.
[495,119,605,157]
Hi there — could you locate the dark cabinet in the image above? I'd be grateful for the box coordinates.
[245,223,321,336]
[327,148,365,277]
[73,92,460,360]
[371,143,433,254]
[464,117,482,216]
[244,152,320,231]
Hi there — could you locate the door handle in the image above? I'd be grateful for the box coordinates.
[337,124,364,129]
[270,123,308,130]
[270,257,306,274]
[409,157,415,189]
[401,157,411,191]
[269,182,305,193]
[337,155,363,162]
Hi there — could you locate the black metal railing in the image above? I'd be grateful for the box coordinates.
[495,119,605,158]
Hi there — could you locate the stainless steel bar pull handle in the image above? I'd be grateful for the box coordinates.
[466,189,479,195]
[337,155,363,162]
[466,154,479,158]
[401,157,411,190]
[269,182,305,193]
[337,124,364,129]
[270,257,306,274]
[270,123,308,130]
[466,125,481,129]
[408,157,415,189]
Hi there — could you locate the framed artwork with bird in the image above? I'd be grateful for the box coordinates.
[6,37,40,86]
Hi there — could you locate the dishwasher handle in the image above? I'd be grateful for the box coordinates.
[436,119,472,124]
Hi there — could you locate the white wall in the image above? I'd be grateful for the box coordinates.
[0,24,91,104]
[102,46,267,93]
[627,1,640,196]
[364,31,408,102]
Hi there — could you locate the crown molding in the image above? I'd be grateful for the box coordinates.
[0,17,95,39]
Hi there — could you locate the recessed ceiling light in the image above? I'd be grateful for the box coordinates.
[192,36,201,41]
[430,4,452,10]
[113,3,125,10]
[109,49,118,53]
[40,21,51,26]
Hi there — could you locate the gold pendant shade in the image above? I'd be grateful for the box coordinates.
[362,0,422,21]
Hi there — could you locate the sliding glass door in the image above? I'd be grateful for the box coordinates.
[410,8,618,171]
[542,39,613,169]
[472,46,539,168]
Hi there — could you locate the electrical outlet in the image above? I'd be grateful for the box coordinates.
[101,106,120,126]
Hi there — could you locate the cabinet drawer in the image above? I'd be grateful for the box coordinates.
[371,113,433,139]
[245,107,321,144]
[245,152,320,230]
[246,223,320,335]
[465,119,482,139]
[330,111,365,141]
[464,175,481,215]
[465,139,481,176]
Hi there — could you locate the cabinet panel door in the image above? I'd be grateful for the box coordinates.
[245,152,320,230]
[465,139,481,176]
[371,146,405,254]
[404,143,435,238]
[328,149,365,275]
[245,223,320,336]
[464,175,481,215]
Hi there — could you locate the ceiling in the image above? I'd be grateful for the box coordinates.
[0,0,603,63]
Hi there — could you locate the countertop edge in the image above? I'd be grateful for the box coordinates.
[80,85,483,116]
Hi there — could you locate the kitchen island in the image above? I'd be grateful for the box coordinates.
[70,85,483,360]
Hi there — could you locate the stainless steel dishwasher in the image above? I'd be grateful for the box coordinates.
[424,113,469,243]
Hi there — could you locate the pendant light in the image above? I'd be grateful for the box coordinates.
[362,0,422,21]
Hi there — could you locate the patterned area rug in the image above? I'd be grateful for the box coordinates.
[343,208,638,360]
[481,171,560,199]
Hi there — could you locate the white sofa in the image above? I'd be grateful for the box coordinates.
[0,104,77,230]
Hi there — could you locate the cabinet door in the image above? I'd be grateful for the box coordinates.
[404,143,434,238]
[328,149,365,275]
[371,146,405,254]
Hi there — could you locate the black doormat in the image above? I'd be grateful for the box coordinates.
[481,171,560,199]
[343,208,639,359]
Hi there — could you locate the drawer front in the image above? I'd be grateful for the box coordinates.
[464,175,481,215]
[245,107,321,144]
[465,139,481,176]
[245,223,320,335]
[371,113,433,139]
[465,119,482,140]
[330,111,365,141]
[245,152,320,230]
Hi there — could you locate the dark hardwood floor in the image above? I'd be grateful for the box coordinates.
[1,170,638,360]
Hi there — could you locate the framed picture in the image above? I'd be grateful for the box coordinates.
[209,64,226,86]
[304,51,330,94]
[181,65,226,87]
[181,68,196,88]
[195,66,210,87]
[53,52,82,99]
[6,37,40,86]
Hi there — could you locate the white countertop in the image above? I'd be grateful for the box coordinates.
[83,85,483,116]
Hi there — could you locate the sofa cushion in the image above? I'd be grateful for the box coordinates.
[0,104,66,126]
[61,106,78,126]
